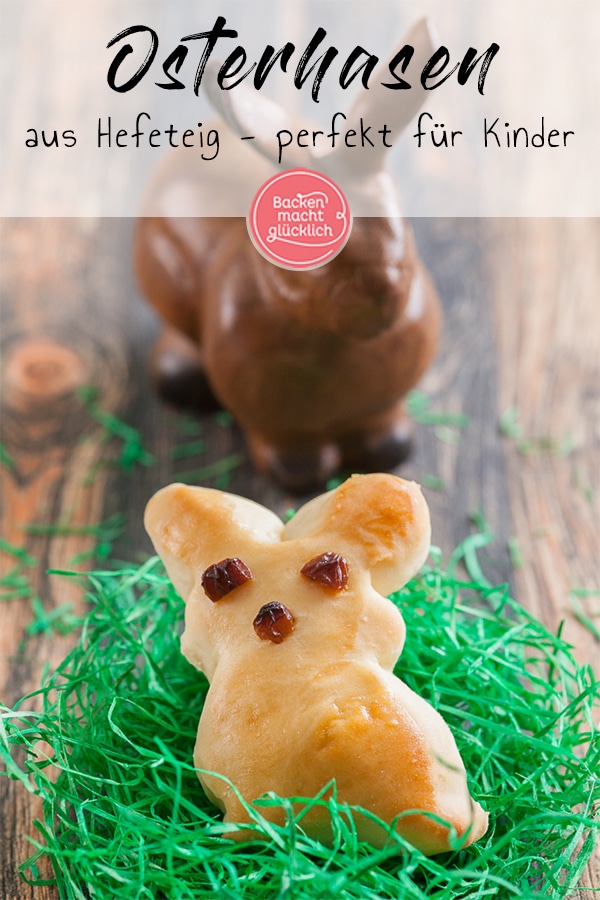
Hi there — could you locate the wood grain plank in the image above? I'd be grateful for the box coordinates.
[490,219,600,669]
[489,218,600,893]
[0,217,139,900]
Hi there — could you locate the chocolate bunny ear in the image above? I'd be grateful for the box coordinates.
[203,20,438,175]
[329,17,440,174]
[203,59,315,168]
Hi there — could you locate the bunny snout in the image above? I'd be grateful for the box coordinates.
[323,261,411,339]
[321,214,415,338]
[310,256,410,339]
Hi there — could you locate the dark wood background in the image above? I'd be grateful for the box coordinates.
[1,216,598,898]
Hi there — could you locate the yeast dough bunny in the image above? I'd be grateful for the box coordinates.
[136,19,442,492]
[145,473,487,853]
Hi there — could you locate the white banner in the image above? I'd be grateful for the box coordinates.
[0,0,598,216]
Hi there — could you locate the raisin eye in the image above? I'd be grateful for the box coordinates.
[300,552,349,590]
[201,558,252,602]
[253,602,295,643]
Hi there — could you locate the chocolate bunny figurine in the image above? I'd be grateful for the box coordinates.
[136,19,442,492]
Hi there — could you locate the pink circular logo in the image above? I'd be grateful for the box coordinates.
[247,169,352,270]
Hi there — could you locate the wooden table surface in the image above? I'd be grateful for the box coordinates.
[1,215,599,897]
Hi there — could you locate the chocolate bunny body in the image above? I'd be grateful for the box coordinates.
[136,20,442,491]
[145,474,488,853]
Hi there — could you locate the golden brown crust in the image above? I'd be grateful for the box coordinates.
[145,474,488,853]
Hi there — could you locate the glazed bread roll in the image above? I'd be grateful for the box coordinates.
[145,473,488,853]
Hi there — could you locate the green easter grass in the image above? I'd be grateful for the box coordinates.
[1,542,598,899]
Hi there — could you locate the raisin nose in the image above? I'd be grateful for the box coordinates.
[253,602,295,644]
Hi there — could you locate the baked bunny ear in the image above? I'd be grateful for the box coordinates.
[329,17,440,174]
[204,60,315,168]
[144,483,283,601]
[283,473,430,596]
